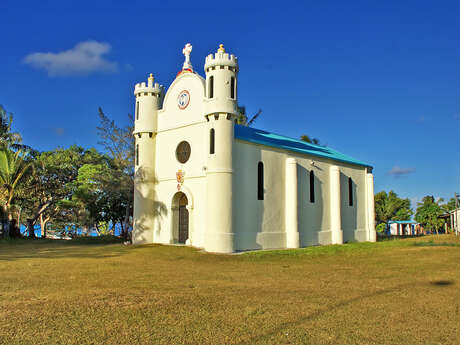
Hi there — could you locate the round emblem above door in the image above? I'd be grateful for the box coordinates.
[177,90,190,109]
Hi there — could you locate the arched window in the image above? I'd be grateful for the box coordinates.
[258,162,264,200]
[209,76,214,98]
[210,128,215,154]
[230,77,235,99]
[348,177,353,206]
[135,144,139,166]
[309,171,315,203]
[136,101,139,120]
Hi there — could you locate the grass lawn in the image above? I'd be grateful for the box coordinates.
[1,235,460,344]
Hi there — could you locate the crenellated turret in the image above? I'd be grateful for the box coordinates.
[203,44,238,253]
[204,44,239,117]
[133,74,164,135]
[132,73,163,245]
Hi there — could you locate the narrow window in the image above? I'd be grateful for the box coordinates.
[230,77,235,99]
[210,128,215,154]
[309,171,315,203]
[257,162,264,200]
[209,76,214,98]
[136,101,139,120]
[348,177,353,206]
[135,144,139,166]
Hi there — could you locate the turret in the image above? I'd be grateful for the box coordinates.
[133,73,163,135]
[204,44,238,253]
[132,73,163,245]
[204,44,239,117]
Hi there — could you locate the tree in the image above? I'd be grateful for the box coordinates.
[374,190,413,231]
[415,196,445,234]
[16,146,92,237]
[0,105,22,149]
[97,107,135,239]
[0,148,32,237]
[442,197,458,212]
[300,135,327,147]
[236,107,262,127]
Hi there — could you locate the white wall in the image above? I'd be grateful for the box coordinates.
[232,141,286,250]
[233,140,369,251]
[152,72,209,247]
[158,73,206,131]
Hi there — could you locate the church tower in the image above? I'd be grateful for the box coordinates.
[132,74,163,244]
[204,44,239,253]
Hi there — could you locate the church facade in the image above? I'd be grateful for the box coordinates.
[132,43,376,253]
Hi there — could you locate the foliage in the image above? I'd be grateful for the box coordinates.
[0,148,32,229]
[96,107,134,238]
[0,105,22,149]
[97,107,134,168]
[16,146,97,235]
[442,197,458,212]
[374,190,413,226]
[300,134,326,147]
[415,196,445,233]
[376,223,386,233]
[236,107,262,126]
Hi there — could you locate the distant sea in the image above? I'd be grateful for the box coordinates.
[19,224,123,237]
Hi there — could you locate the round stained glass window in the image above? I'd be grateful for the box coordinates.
[176,141,191,163]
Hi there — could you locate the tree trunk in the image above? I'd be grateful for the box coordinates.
[7,203,21,238]
[27,218,35,238]
[43,220,49,238]
[2,204,9,237]
[40,214,50,238]
[10,219,20,238]
[16,207,21,231]
[119,220,124,237]
[122,200,131,241]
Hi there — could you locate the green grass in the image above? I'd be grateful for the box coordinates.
[1,235,460,344]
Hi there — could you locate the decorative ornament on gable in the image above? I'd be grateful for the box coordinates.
[217,43,225,53]
[182,43,193,71]
[176,169,185,191]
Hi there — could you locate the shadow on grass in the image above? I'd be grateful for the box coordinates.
[413,241,460,247]
[377,234,426,241]
[431,280,454,286]
[238,279,455,345]
[0,236,128,262]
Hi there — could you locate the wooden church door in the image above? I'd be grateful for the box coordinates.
[178,194,189,244]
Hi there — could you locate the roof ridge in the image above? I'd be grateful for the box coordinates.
[234,125,372,168]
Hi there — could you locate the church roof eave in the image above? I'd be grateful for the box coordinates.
[234,125,373,169]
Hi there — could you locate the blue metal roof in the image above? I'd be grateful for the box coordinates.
[234,125,372,168]
[388,220,418,224]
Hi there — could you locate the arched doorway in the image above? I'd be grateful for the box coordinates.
[178,193,189,244]
[172,192,189,244]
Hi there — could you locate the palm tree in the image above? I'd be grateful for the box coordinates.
[236,107,262,127]
[0,148,31,237]
[300,135,322,146]
[0,105,22,149]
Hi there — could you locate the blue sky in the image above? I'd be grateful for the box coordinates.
[1,0,459,208]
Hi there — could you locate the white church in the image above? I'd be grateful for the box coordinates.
[132,43,376,253]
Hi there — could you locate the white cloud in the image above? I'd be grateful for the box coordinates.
[388,166,416,177]
[23,40,118,76]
